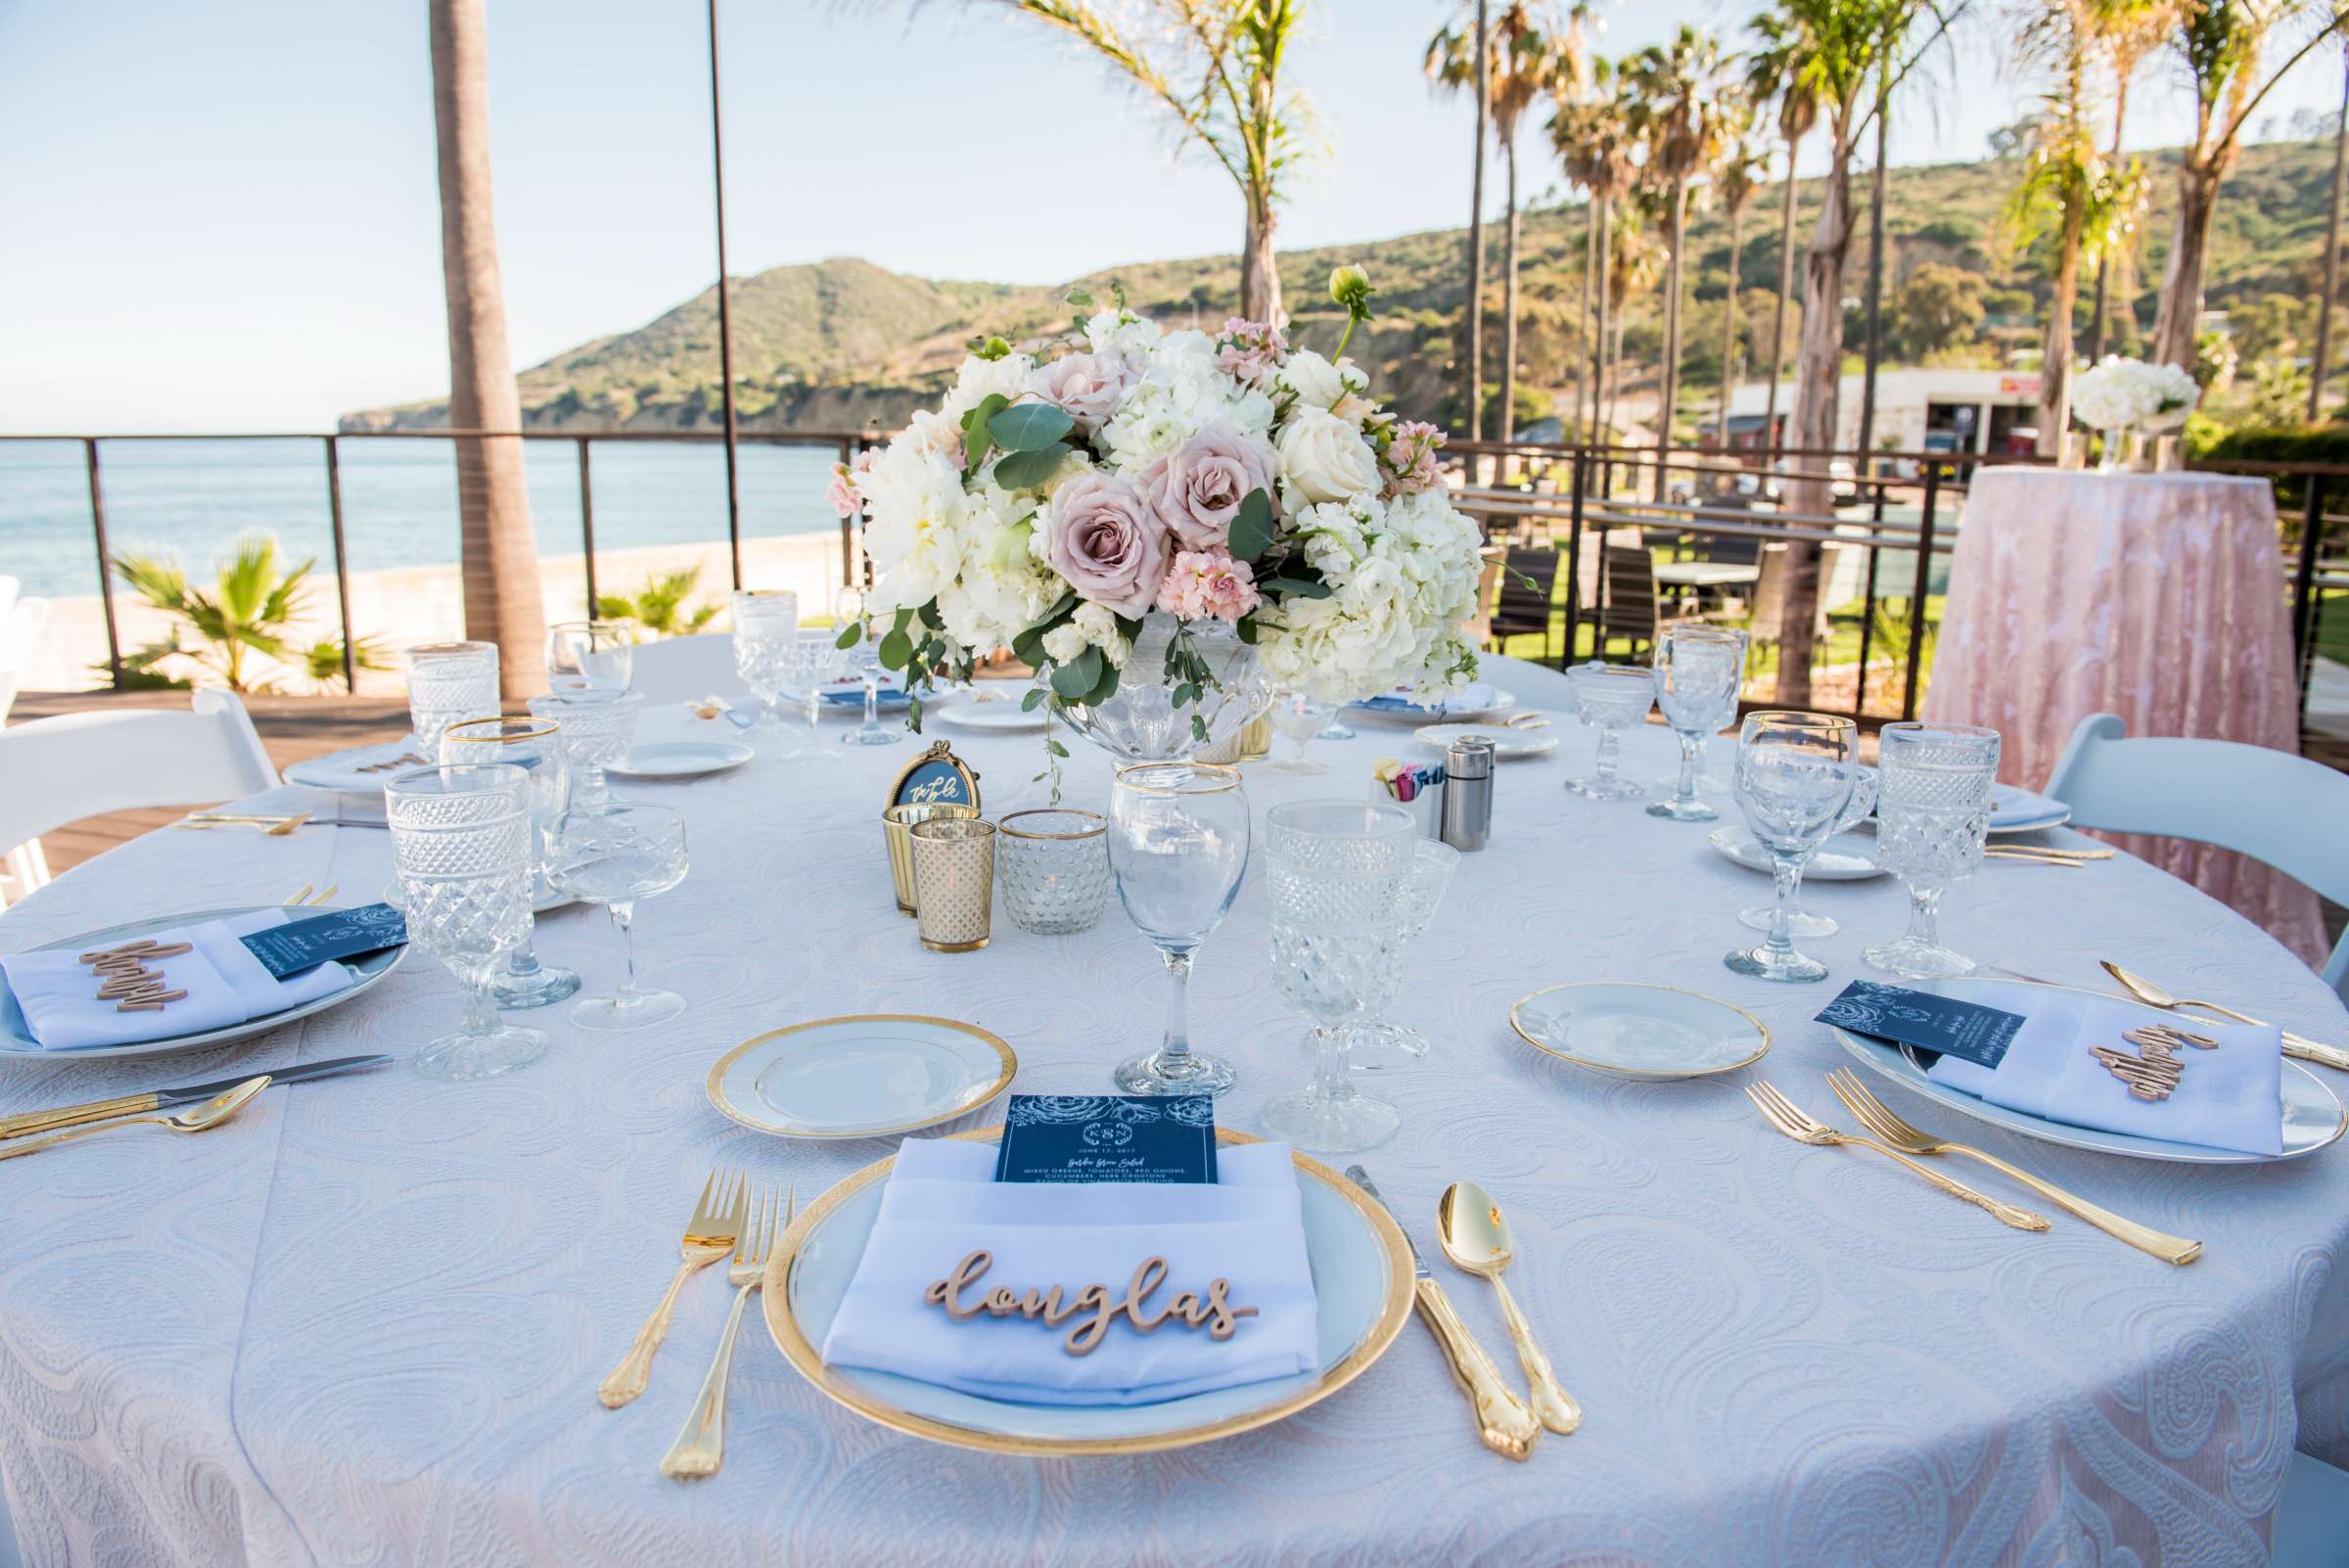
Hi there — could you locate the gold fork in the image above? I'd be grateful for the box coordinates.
[1744,1080,2051,1232]
[283,884,339,907]
[1823,1069,2201,1265]
[661,1182,789,1479]
[599,1170,746,1408]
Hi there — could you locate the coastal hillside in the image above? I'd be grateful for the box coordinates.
[342,135,2346,437]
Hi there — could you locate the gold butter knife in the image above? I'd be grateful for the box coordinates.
[2100,961,2349,1074]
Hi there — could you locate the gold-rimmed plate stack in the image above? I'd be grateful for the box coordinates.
[1510,982,1772,1080]
[705,1015,1016,1139]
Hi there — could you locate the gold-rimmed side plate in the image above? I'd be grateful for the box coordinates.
[760,1126,1414,1455]
[1510,982,1772,1080]
[705,1015,1015,1139]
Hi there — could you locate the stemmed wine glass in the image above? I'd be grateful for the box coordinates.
[1725,711,1870,984]
[547,802,690,1032]
[1261,801,1415,1153]
[780,630,847,765]
[438,715,580,1008]
[1734,713,1875,939]
[546,621,633,698]
[833,586,903,748]
[1344,837,1461,1072]
[385,763,547,1081]
[730,589,801,743]
[1562,663,1655,800]
[1107,762,1251,1096]
[1648,625,1749,822]
[1865,721,2001,979]
[1267,690,1337,774]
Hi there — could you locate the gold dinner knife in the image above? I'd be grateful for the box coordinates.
[1346,1166,1541,1461]
[2099,961,2349,1074]
[0,1055,393,1141]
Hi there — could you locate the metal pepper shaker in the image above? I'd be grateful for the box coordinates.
[1440,735,1495,852]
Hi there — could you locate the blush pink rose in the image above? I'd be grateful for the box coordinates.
[1026,352,1137,428]
[1156,548,1260,623]
[1140,424,1278,551]
[1044,473,1170,618]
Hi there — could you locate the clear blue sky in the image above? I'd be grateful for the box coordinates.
[1,0,2338,433]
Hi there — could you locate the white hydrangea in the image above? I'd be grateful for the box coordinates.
[2071,356,2200,432]
[1082,308,1162,361]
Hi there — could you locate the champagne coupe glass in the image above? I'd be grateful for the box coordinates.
[1267,690,1337,774]
[1107,762,1251,1096]
[1648,625,1750,822]
[780,629,847,766]
[527,689,642,812]
[546,621,633,698]
[403,641,499,760]
[730,589,801,745]
[1562,662,1655,800]
[834,585,903,748]
[1260,801,1414,1153]
[1344,836,1460,1073]
[1725,712,1867,984]
[1864,721,2001,979]
[439,716,580,1008]
[1733,712,1875,939]
[547,802,690,1032]
[386,763,547,1080]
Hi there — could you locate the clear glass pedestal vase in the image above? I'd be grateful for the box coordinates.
[1056,613,1267,762]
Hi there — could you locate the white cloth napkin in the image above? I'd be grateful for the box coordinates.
[2,909,357,1050]
[1991,783,2065,827]
[1924,982,2282,1155]
[819,1138,1320,1406]
[283,739,425,793]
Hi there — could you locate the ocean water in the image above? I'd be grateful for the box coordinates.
[0,437,848,600]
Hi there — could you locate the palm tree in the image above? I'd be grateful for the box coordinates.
[1748,17,1822,456]
[114,534,387,695]
[1623,25,1739,495]
[1711,127,1766,451]
[2311,39,2349,419]
[2085,0,2176,358]
[1604,193,1666,444]
[431,0,548,699]
[2150,0,2346,370]
[1551,61,1633,442]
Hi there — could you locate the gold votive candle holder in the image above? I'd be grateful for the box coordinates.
[883,802,980,915]
[910,817,996,952]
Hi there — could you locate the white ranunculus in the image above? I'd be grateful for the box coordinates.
[1277,350,1347,409]
[1276,409,1383,506]
[1042,623,1089,664]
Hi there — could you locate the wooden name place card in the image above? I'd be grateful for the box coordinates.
[78,939,193,1013]
[923,1250,1258,1357]
[2090,1023,2218,1101]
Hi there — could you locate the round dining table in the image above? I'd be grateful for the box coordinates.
[2,654,2345,1568]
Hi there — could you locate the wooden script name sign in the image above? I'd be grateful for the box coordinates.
[923,1250,1258,1357]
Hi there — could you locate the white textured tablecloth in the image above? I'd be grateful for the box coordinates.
[3,658,2347,1568]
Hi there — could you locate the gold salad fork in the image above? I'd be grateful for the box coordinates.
[1823,1069,2201,1265]
[284,883,339,907]
[1744,1080,2051,1232]
[661,1183,790,1479]
[599,1170,746,1408]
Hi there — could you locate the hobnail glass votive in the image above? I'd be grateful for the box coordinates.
[883,802,980,915]
[996,809,1112,935]
[911,817,996,952]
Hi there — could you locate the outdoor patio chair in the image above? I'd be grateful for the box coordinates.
[1487,548,1561,661]
[1592,542,1663,659]
[2045,713,2349,997]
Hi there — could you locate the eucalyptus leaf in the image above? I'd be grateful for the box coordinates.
[878,628,913,669]
[1261,576,1333,599]
[992,442,1071,490]
[1228,488,1274,562]
[989,401,1075,452]
[1021,686,1047,712]
[1085,660,1121,707]
[1048,645,1103,699]
[833,623,861,650]
[1234,614,1261,646]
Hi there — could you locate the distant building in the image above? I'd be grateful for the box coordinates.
[1705,368,2046,457]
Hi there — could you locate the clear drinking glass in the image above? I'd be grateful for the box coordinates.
[1725,712,1869,984]
[835,586,903,748]
[1648,626,1750,822]
[546,802,690,1031]
[404,641,500,758]
[1865,721,2001,979]
[1107,762,1251,1096]
[996,809,1114,935]
[546,621,633,697]
[1734,715,1875,939]
[1316,710,1357,742]
[386,763,547,1081]
[1344,837,1460,1073]
[1267,690,1337,774]
[1562,662,1656,800]
[527,689,642,810]
[731,589,800,740]
[778,631,847,766]
[439,716,581,1009]
[1260,801,1415,1153]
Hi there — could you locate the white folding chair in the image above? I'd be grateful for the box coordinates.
[625,633,740,704]
[2044,713,2349,996]
[0,690,279,907]
[2273,1452,2349,1568]
[0,595,53,726]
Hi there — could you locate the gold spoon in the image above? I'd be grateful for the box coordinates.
[2099,962,2349,1073]
[0,1077,272,1162]
[1437,1180,1581,1435]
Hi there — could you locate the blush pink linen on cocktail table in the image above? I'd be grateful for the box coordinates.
[1922,466,2327,967]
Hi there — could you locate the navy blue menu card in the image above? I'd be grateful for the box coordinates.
[239,904,408,979]
[1816,980,2025,1070]
[992,1095,1219,1184]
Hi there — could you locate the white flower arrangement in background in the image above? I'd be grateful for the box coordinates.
[2070,355,2200,435]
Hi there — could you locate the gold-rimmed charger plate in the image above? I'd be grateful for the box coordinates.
[1510,982,1772,1080]
[760,1126,1414,1455]
[706,1014,1015,1139]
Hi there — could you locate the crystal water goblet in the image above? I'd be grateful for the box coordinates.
[731,589,801,749]
[404,641,499,759]
[547,802,690,1031]
[528,689,642,811]
[1733,713,1874,939]
[780,630,848,766]
[1267,690,1337,774]
[1261,801,1415,1152]
[1107,762,1251,1096]
[1344,836,1460,1073]
[834,586,902,748]
[1648,626,1749,822]
[386,763,547,1080]
[1724,712,1869,984]
[439,715,580,1009]
[1865,721,2001,979]
[1562,662,1655,800]
[546,620,633,698]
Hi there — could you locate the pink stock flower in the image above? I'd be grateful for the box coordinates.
[1381,420,1447,496]
[1027,351,1137,427]
[1155,548,1260,623]
[1140,424,1278,551]
[824,461,860,521]
[1216,315,1290,384]
[1044,473,1169,617]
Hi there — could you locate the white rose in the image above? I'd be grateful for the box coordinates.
[1278,349,1346,408]
[1277,410,1383,506]
[1042,623,1088,664]
[1072,601,1120,645]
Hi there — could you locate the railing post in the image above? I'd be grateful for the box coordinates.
[1853,482,1884,720]
[840,437,857,590]
[1562,449,1587,669]
[577,438,599,617]
[322,436,357,692]
[2293,472,2327,719]
[1903,463,1940,721]
[84,438,123,689]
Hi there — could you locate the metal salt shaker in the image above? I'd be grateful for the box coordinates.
[1440,735,1495,852]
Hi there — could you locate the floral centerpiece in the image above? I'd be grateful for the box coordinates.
[825,271,1484,766]
[2070,355,2200,471]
